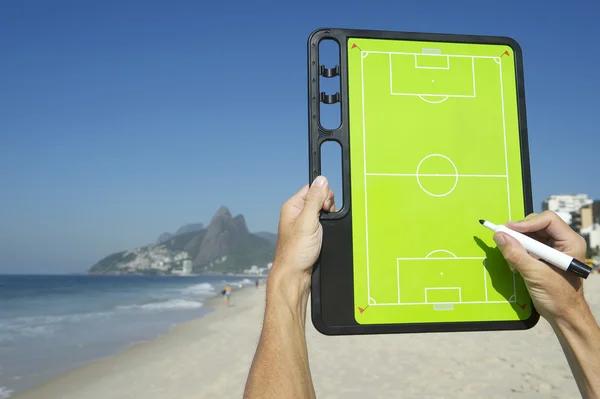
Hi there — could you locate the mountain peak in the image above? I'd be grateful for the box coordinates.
[193,206,249,266]
[214,205,231,218]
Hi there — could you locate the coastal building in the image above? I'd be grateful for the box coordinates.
[581,205,594,230]
[581,223,600,255]
[570,210,582,232]
[585,200,600,225]
[573,200,600,233]
[182,260,193,275]
[542,194,593,214]
[174,252,189,262]
[542,194,593,229]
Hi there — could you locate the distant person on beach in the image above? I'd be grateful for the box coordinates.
[255,279,259,289]
[223,284,232,307]
[243,176,600,399]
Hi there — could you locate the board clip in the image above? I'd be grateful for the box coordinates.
[320,65,340,78]
[320,92,340,104]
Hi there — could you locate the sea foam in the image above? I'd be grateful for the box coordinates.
[116,299,204,312]
[179,283,215,296]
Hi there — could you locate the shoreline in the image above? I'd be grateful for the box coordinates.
[11,283,265,399]
[11,277,600,398]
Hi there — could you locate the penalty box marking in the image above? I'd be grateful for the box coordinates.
[395,254,489,306]
[385,52,482,99]
[375,254,518,307]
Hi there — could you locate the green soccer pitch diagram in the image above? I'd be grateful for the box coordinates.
[346,37,532,326]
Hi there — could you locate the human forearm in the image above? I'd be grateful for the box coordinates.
[243,267,315,399]
[551,300,600,398]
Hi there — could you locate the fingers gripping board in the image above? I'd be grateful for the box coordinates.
[308,28,538,335]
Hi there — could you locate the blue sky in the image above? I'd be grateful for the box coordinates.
[1,0,598,273]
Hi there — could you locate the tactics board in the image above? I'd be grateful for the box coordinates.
[307,28,538,335]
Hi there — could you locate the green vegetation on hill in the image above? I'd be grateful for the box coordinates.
[196,234,275,274]
[89,251,136,274]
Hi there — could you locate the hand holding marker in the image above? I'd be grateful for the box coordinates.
[479,219,591,278]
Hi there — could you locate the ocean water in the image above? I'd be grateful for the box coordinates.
[0,274,259,397]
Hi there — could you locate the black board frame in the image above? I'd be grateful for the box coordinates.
[307,27,538,335]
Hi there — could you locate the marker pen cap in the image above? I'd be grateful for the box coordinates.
[567,259,592,278]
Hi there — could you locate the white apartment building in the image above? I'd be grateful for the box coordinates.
[182,260,193,275]
[581,223,600,253]
[542,194,593,214]
[542,194,593,224]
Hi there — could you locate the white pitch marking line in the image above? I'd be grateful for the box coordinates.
[414,53,450,69]
[397,257,485,261]
[366,50,499,59]
[389,53,393,95]
[366,173,507,177]
[416,65,450,70]
[513,271,517,302]
[415,154,458,197]
[370,300,513,306]
[425,249,456,258]
[499,56,511,220]
[390,53,476,99]
[418,95,449,104]
[396,259,400,304]
[483,259,489,301]
[365,54,517,306]
[361,52,371,301]
[425,287,462,304]
[391,93,475,98]
[472,57,477,97]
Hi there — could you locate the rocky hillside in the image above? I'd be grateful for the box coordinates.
[88,207,276,275]
[156,223,204,244]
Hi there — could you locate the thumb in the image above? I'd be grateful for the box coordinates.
[493,232,538,275]
[299,176,330,220]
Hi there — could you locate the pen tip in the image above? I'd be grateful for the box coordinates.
[479,219,485,225]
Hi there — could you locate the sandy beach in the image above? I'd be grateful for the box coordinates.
[13,276,600,399]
